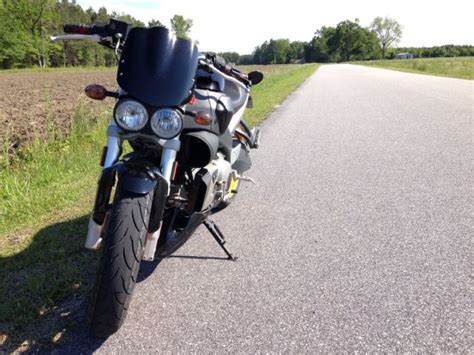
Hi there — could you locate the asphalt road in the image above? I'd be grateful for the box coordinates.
[59,65,473,353]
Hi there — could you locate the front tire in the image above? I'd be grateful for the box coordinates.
[89,189,152,338]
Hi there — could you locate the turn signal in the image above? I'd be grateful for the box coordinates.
[194,112,212,126]
[85,84,108,100]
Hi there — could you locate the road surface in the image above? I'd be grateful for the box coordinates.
[59,65,473,353]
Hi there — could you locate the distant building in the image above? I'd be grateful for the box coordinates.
[395,52,415,59]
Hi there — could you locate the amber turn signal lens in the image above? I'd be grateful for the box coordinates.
[194,112,212,126]
[85,84,107,100]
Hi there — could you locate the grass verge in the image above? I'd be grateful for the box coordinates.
[0,63,319,352]
[354,57,474,80]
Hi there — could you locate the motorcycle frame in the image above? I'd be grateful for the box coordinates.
[85,62,250,259]
[52,34,252,259]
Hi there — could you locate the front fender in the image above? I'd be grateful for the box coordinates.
[115,163,158,194]
[116,162,169,233]
[92,159,168,233]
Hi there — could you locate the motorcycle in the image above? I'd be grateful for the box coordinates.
[51,18,263,338]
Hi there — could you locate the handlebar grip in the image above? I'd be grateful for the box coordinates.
[63,24,92,35]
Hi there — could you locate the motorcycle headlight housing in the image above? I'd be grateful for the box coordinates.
[114,100,148,131]
[150,109,183,139]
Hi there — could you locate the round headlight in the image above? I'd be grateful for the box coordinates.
[150,109,183,139]
[114,100,148,131]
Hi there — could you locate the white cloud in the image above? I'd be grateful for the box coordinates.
[76,0,474,54]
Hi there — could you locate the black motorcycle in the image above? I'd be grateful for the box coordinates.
[51,18,263,337]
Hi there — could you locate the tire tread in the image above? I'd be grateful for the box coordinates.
[89,189,152,338]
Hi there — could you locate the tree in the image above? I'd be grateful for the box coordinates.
[332,20,367,62]
[0,1,199,68]
[238,54,254,65]
[218,52,240,64]
[0,3,30,67]
[270,39,291,64]
[289,41,305,62]
[305,21,379,63]
[252,39,292,64]
[2,0,57,67]
[305,26,336,62]
[148,19,163,28]
[170,15,192,40]
[111,12,145,27]
[370,17,402,58]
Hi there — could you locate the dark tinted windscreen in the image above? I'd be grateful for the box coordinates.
[117,27,199,107]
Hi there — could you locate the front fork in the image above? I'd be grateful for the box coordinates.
[84,125,179,260]
[84,131,122,250]
[142,145,177,260]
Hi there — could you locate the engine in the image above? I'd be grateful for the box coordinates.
[191,153,234,211]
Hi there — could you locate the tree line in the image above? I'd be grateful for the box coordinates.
[0,0,192,69]
[221,18,474,65]
[1,1,472,69]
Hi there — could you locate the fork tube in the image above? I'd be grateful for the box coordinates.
[103,125,122,168]
[143,138,180,260]
[161,148,177,184]
[85,125,122,250]
[160,137,181,184]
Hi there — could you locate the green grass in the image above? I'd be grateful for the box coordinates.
[355,57,474,80]
[0,105,112,351]
[0,105,110,238]
[0,63,318,352]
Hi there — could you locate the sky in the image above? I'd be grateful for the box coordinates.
[76,0,473,54]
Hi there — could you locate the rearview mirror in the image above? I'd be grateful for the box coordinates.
[248,71,264,86]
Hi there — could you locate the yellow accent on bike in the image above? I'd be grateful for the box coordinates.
[229,176,240,193]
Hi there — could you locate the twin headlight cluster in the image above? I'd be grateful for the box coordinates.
[114,99,183,139]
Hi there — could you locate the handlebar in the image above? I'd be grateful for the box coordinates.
[56,19,131,53]
[205,54,250,86]
[199,58,250,91]
[63,19,130,38]
[58,21,251,87]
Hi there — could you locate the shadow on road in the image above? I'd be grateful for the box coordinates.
[1,214,228,352]
[0,214,105,352]
[137,258,163,283]
[0,212,173,353]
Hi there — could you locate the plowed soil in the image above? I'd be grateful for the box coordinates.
[0,69,116,154]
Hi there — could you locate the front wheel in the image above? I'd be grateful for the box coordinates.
[88,189,152,338]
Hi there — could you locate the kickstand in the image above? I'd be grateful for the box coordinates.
[203,219,237,261]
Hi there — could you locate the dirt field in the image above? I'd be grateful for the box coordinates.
[0,65,301,156]
[0,69,116,154]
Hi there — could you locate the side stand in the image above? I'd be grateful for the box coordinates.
[203,219,237,261]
